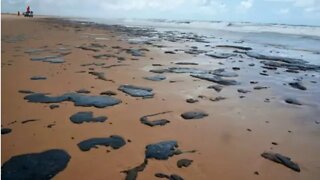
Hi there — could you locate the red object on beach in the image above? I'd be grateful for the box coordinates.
[27,6,30,13]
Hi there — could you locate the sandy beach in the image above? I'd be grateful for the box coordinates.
[1,14,320,180]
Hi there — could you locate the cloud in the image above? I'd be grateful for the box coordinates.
[291,0,316,7]
[2,0,320,25]
[304,7,320,13]
[196,0,228,14]
[279,8,290,14]
[98,0,185,11]
[240,0,254,9]
[265,0,320,12]
[236,0,254,13]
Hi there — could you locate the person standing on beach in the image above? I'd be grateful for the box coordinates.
[27,6,30,13]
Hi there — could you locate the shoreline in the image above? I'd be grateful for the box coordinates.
[3,12,320,28]
[2,14,320,180]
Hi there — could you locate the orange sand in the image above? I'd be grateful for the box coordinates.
[2,14,320,180]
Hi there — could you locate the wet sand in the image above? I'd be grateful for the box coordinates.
[2,14,320,179]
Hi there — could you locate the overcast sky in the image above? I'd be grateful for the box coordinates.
[2,0,320,25]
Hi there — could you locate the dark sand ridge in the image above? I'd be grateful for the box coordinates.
[2,14,320,180]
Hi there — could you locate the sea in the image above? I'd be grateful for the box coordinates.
[76,18,320,65]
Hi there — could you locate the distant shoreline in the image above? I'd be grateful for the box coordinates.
[2,12,320,28]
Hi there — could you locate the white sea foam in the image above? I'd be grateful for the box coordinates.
[90,18,320,37]
[78,17,320,64]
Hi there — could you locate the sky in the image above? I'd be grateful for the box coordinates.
[2,0,320,26]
